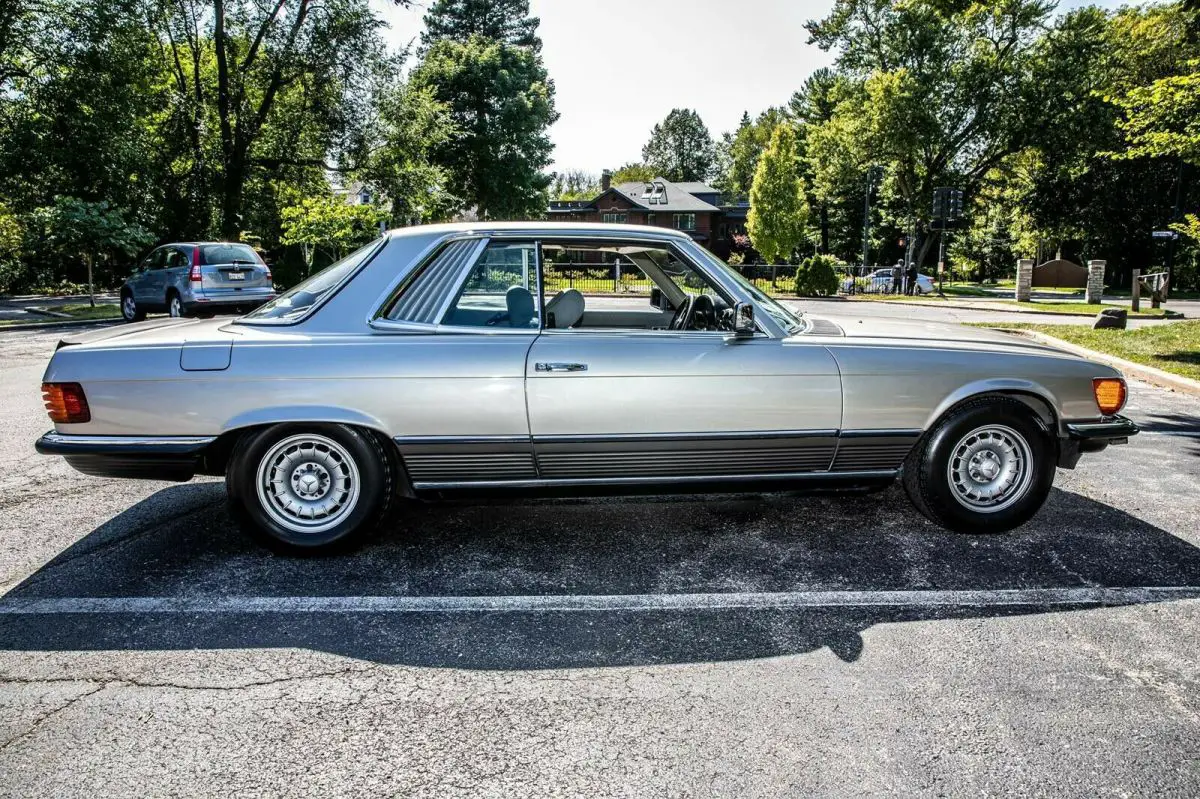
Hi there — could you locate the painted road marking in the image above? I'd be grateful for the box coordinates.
[0,587,1197,614]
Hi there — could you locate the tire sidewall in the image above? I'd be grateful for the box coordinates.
[916,401,1055,533]
[121,290,141,322]
[167,292,184,318]
[229,424,388,553]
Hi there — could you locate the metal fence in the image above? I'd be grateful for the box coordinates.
[542,263,655,294]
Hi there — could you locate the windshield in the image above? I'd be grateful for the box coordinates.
[240,239,384,323]
[686,245,805,333]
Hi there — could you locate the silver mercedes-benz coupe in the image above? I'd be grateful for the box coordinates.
[36,222,1138,552]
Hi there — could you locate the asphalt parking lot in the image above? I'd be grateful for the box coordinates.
[0,323,1198,796]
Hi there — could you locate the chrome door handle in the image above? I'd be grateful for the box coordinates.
[535,362,588,372]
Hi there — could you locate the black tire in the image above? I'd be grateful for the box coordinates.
[901,396,1055,533]
[166,290,186,318]
[120,290,145,322]
[226,424,395,554]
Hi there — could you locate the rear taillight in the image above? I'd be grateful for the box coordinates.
[189,262,202,282]
[42,382,90,423]
[263,266,272,281]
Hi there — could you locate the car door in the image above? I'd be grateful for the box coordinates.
[524,238,843,482]
[131,248,164,304]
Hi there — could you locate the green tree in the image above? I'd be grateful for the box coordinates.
[415,0,557,219]
[354,81,458,225]
[747,125,810,264]
[0,203,23,293]
[641,109,716,183]
[610,163,656,185]
[280,195,386,275]
[420,0,540,50]
[722,108,791,199]
[550,170,600,200]
[794,253,840,297]
[31,198,152,304]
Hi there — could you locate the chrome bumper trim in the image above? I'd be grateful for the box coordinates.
[35,432,217,456]
[1064,416,1139,442]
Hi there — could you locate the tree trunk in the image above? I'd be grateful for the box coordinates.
[819,204,829,254]
[220,156,244,240]
[86,253,94,307]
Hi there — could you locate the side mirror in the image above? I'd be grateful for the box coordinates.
[733,302,755,338]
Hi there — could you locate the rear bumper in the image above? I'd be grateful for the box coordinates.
[1057,415,1139,468]
[186,291,274,309]
[35,431,215,481]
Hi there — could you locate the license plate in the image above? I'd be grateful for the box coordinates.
[227,271,245,281]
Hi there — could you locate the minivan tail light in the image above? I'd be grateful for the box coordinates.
[42,382,90,423]
[1093,377,1127,416]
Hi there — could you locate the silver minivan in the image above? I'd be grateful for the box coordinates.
[120,242,276,321]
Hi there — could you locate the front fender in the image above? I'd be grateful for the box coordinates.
[923,378,1061,432]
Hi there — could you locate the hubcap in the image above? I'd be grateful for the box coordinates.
[946,424,1034,513]
[255,434,360,534]
[122,296,136,318]
[169,297,181,317]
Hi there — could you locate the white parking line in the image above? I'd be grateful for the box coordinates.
[0,587,1197,614]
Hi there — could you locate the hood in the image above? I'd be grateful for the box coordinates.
[799,314,1078,358]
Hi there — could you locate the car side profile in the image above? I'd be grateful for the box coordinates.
[120,242,276,321]
[39,222,1137,553]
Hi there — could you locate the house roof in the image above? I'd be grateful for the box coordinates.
[609,178,723,213]
[672,181,720,195]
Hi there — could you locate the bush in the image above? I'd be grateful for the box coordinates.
[794,254,840,297]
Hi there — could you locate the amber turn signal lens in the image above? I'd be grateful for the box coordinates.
[42,382,90,424]
[1092,378,1127,416]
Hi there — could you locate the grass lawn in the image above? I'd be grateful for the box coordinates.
[42,303,122,320]
[971,320,1200,381]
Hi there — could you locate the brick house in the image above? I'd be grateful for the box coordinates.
[548,171,749,259]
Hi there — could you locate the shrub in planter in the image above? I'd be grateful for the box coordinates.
[794,254,840,297]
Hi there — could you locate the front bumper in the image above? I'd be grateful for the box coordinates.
[1057,415,1139,468]
[35,431,216,481]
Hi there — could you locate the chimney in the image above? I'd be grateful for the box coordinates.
[601,169,612,192]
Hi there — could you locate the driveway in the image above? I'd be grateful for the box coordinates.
[0,325,1197,796]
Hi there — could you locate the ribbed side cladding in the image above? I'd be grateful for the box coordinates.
[402,453,537,481]
[831,439,917,471]
[537,446,836,478]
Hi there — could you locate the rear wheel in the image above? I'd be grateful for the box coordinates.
[166,290,184,318]
[901,396,1055,533]
[120,290,145,322]
[226,424,394,553]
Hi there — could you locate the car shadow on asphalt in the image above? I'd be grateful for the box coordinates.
[2,483,1199,669]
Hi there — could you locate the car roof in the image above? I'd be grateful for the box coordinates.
[383,221,695,241]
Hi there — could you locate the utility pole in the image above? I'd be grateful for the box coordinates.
[860,165,882,295]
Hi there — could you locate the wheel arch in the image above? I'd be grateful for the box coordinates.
[924,380,1059,437]
[198,407,413,496]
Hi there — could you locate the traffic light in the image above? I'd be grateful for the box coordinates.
[949,189,963,219]
[932,188,946,219]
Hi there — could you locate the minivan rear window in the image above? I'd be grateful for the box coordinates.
[200,244,261,265]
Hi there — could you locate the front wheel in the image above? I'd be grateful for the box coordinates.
[901,396,1055,533]
[120,291,145,322]
[226,424,395,553]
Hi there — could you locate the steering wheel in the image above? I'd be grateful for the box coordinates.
[670,294,718,331]
[669,294,695,330]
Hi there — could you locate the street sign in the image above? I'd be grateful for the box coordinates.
[1151,230,1179,240]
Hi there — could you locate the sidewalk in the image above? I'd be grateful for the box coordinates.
[847,295,1192,320]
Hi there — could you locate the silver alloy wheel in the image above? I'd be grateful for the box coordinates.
[121,295,137,320]
[167,294,182,317]
[255,433,361,534]
[946,424,1034,513]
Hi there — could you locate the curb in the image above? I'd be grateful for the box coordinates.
[998,329,1200,398]
[0,318,122,332]
[858,298,1183,319]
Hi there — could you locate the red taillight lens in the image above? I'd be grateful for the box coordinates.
[1093,377,1127,416]
[42,382,90,423]
[189,262,202,282]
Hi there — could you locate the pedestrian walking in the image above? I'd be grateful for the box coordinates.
[906,263,918,295]
[891,260,903,294]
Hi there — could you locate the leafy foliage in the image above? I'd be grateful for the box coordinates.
[641,109,716,183]
[280,196,386,277]
[747,125,810,264]
[415,0,557,219]
[794,253,840,297]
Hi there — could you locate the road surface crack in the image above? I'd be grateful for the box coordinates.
[0,683,103,752]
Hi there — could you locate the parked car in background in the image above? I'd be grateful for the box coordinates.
[39,223,1137,553]
[842,268,935,295]
[120,242,276,321]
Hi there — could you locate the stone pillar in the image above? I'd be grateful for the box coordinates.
[1015,259,1033,302]
[1086,260,1106,304]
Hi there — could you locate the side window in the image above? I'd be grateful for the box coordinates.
[163,248,186,269]
[539,240,729,332]
[442,242,539,329]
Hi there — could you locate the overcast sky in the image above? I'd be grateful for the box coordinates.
[375,0,1138,177]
